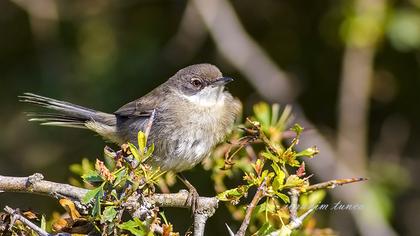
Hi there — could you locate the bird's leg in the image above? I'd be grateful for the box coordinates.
[177,173,199,214]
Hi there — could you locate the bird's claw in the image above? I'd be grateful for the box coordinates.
[177,173,200,215]
[186,185,199,215]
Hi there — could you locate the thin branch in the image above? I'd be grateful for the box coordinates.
[305,177,368,192]
[4,206,53,236]
[235,179,266,236]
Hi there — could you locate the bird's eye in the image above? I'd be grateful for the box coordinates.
[191,79,202,87]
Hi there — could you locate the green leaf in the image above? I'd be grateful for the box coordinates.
[276,105,292,130]
[128,143,141,161]
[104,149,116,171]
[82,184,104,204]
[101,206,117,223]
[253,201,275,217]
[143,143,154,162]
[113,168,127,187]
[296,146,319,158]
[40,215,46,231]
[272,174,285,191]
[271,104,280,126]
[217,185,249,202]
[118,219,146,236]
[111,189,119,200]
[137,131,147,153]
[82,170,103,184]
[259,170,274,186]
[261,150,279,162]
[271,163,283,177]
[288,159,301,167]
[291,123,304,136]
[92,191,102,216]
[275,192,290,203]
[244,172,258,185]
[160,212,169,225]
[252,159,264,175]
[285,175,305,188]
[253,102,271,127]
[255,222,275,235]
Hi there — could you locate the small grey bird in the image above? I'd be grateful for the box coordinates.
[20,64,241,173]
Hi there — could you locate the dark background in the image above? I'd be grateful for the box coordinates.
[0,0,419,235]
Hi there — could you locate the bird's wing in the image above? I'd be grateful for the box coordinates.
[114,98,156,118]
[114,84,171,118]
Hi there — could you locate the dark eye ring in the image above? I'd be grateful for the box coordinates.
[191,79,202,87]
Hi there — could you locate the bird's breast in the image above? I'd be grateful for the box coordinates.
[148,95,240,172]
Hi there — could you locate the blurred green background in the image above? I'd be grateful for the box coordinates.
[0,0,419,235]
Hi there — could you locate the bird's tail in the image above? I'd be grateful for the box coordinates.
[19,93,116,129]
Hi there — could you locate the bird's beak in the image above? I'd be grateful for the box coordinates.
[212,77,234,86]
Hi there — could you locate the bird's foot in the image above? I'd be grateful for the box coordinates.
[185,184,199,214]
[177,174,200,214]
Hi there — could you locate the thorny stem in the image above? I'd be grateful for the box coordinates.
[235,178,266,236]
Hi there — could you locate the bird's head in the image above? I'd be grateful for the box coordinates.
[168,64,234,106]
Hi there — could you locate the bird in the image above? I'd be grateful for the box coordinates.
[20,64,241,211]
